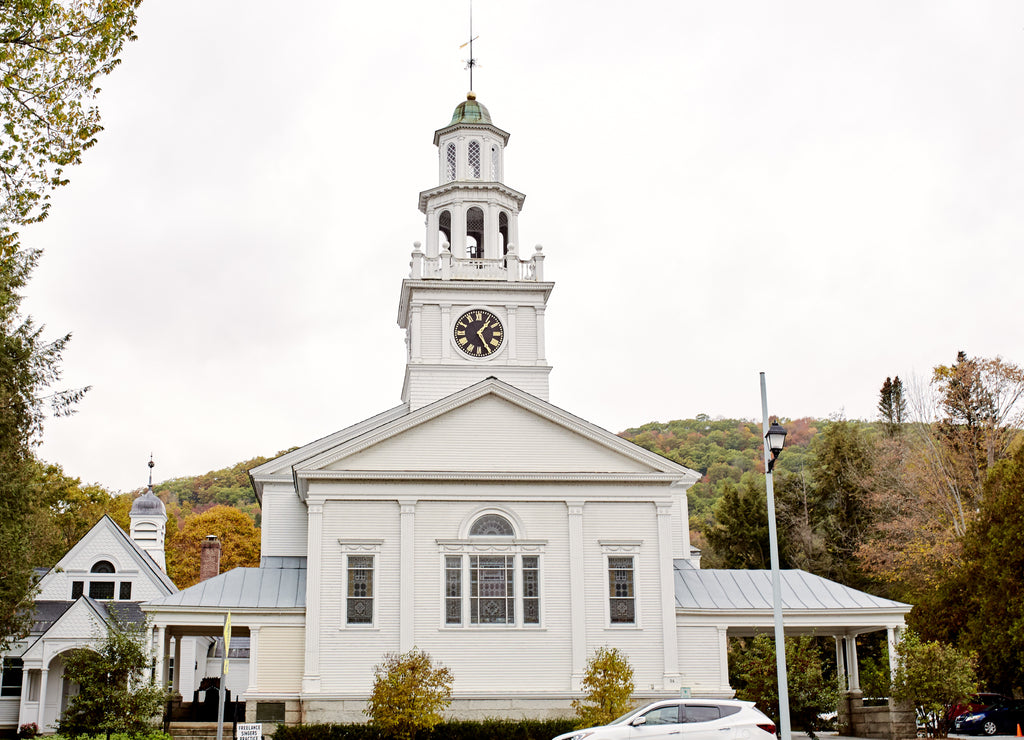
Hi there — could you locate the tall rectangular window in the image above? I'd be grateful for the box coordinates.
[522,556,539,624]
[71,581,84,599]
[470,555,514,624]
[608,556,635,624]
[119,582,132,600]
[445,556,462,625]
[346,555,374,625]
[1,657,23,697]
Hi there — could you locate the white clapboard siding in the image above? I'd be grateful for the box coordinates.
[579,501,667,687]
[260,485,308,557]
[515,307,538,358]
[677,626,727,691]
[329,395,653,473]
[257,627,304,693]
[0,698,19,725]
[404,367,551,408]
[420,304,442,357]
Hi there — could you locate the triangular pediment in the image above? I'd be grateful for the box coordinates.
[20,598,108,661]
[294,379,698,480]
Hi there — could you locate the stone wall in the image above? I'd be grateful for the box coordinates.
[838,692,916,740]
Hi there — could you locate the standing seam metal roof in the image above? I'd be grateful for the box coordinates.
[673,562,910,611]
[144,566,305,609]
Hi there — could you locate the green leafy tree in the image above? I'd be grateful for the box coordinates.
[731,634,839,740]
[572,646,635,729]
[0,248,87,650]
[365,648,453,740]
[952,443,1024,694]
[1,0,143,254]
[702,475,770,569]
[57,609,167,737]
[891,629,976,738]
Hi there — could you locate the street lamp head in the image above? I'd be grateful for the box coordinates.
[765,421,787,472]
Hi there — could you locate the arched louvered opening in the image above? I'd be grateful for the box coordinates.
[468,140,481,179]
[91,560,115,573]
[499,212,509,255]
[438,210,451,248]
[470,513,515,537]
[445,142,456,182]
[466,207,484,258]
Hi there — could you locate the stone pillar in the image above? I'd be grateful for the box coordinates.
[568,504,586,689]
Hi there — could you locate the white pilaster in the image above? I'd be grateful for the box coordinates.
[302,502,323,693]
[568,503,586,689]
[505,305,518,362]
[536,306,547,361]
[410,304,422,362]
[657,502,680,687]
[247,626,260,696]
[440,304,452,360]
[717,627,730,693]
[399,500,417,652]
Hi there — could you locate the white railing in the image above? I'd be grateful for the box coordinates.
[409,243,545,282]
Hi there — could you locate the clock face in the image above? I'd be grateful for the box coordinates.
[454,309,504,357]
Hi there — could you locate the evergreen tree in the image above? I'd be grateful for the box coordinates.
[878,376,907,437]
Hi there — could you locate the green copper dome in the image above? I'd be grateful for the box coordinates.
[450,92,491,124]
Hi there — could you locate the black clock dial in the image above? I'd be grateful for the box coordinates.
[454,309,504,357]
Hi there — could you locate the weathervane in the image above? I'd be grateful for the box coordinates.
[148,453,154,488]
[460,0,479,91]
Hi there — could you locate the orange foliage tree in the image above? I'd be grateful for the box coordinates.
[165,505,260,588]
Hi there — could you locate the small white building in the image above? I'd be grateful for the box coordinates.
[141,93,912,727]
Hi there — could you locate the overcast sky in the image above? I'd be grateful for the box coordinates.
[24,0,1024,491]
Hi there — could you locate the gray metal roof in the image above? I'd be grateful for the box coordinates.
[145,566,305,609]
[673,561,910,611]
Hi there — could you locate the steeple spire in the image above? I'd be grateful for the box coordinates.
[460,0,479,92]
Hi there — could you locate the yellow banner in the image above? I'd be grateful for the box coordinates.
[223,612,232,675]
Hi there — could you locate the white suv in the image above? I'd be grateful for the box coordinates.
[552,699,777,740]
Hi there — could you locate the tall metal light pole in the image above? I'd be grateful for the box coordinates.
[760,372,790,740]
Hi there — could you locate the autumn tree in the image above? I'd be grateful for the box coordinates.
[1,0,143,254]
[165,505,260,588]
[365,649,453,740]
[891,629,976,738]
[58,608,166,737]
[572,646,635,729]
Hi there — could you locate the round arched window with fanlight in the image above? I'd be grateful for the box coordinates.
[470,513,515,537]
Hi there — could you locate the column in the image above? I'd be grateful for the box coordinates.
[568,504,586,690]
[657,502,680,686]
[399,501,417,652]
[247,626,260,696]
[717,627,730,693]
[504,305,518,362]
[452,203,466,259]
[440,304,452,360]
[172,634,183,697]
[536,306,547,362]
[410,304,422,362]
[845,635,861,692]
[36,668,48,727]
[485,202,500,260]
[156,625,167,688]
[302,502,323,693]
[835,636,848,691]
[886,626,900,685]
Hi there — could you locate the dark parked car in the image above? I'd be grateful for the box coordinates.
[954,698,1024,736]
[948,693,1009,723]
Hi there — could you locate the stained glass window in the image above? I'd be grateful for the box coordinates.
[347,555,374,624]
[470,555,514,624]
[608,556,635,624]
[445,555,462,624]
[523,556,539,624]
[470,514,514,536]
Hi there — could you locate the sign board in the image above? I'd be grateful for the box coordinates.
[237,723,262,740]
[680,687,692,699]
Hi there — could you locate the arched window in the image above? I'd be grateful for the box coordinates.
[91,560,115,573]
[499,212,509,255]
[445,143,456,181]
[438,210,451,248]
[466,207,484,258]
[468,140,481,179]
[490,144,500,180]
[470,513,515,536]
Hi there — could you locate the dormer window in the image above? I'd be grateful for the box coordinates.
[468,140,481,179]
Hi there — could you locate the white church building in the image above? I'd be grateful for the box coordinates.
[140,93,912,726]
[1,92,911,732]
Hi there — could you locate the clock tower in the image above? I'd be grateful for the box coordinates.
[398,93,553,410]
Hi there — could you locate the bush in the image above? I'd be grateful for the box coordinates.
[365,649,453,740]
[891,629,976,738]
[571,646,635,729]
[272,719,578,740]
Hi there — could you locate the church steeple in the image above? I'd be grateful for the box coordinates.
[398,95,553,411]
[130,455,168,572]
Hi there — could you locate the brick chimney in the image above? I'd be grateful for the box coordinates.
[199,535,221,582]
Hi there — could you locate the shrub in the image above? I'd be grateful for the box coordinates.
[891,629,976,738]
[571,646,636,729]
[365,649,453,740]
